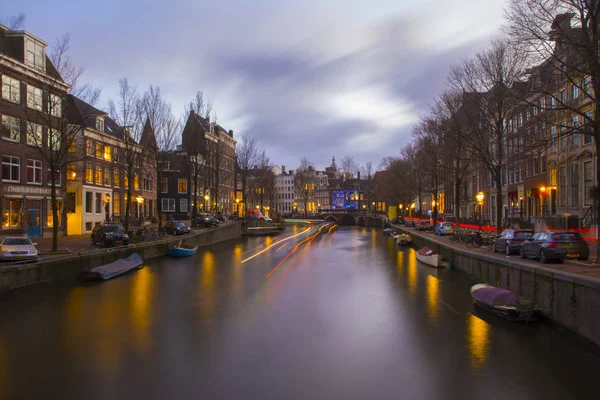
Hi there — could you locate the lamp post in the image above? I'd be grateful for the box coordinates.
[476,192,485,231]
[204,194,209,211]
[235,198,240,217]
[540,186,546,216]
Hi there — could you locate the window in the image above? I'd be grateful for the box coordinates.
[85,162,93,182]
[113,192,120,215]
[561,64,567,82]
[96,118,104,132]
[517,114,523,127]
[180,198,188,213]
[584,161,593,205]
[178,178,187,193]
[86,140,94,156]
[541,156,547,174]
[533,157,539,175]
[47,128,60,150]
[27,159,42,184]
[571,84,579,101]
[161,198,175,212]
[95,143,103,158]
[560,123,567,151]
[25,122,42,146]
[113,147,119,163]
[2,75,20,103]
[67,164,77,180]
[2,115,21,141]
[85,192,92,213]
[27,85,43,110]
[104,167,111,186]
[143,173,152,191]
[2,156,20,182]
[124,175,129,189]
[584,110,593,144]
[539,98,545,112]
[26,38,45,71]
[161,177,168,193]
[68,139,76,152]
[551,126,557,154]
[584,75,592,95]
[49,94,62,117]
[525,110,530,121]
[113,169,120,187]
[103,145,112,161]
[47,199,63,227]
[571,164,579,207]
[95,193,102,214]
[134,173,140,190]
[572,115,580,148]
[559,166,567,206]
[551,96,556,109]
[95,165,102,184]
[560,89,566,104]
[3,199,22,228]
[527,157,533,177]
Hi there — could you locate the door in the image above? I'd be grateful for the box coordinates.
[27,209,41,238]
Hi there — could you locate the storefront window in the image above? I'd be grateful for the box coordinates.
[113,192,120,215]
[47,200,62,227]
[2,199,22,228]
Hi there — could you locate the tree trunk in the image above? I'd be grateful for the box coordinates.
[454,173,461,228]
[156,169,163,230]
[192,172,198,226]
[50,176,58,252]
[242,173,247,217]
[595,137,600,262]
[495,174,503,234]
[124,170,133,232]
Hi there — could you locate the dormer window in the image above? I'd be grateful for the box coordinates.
[96,118,104,132]
[26,38,45,72]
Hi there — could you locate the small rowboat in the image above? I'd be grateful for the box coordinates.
[168,245,198,257]
[470,283,536,321]
[416,246,441,267]
[396,234,412,246]
[82,253,143,280]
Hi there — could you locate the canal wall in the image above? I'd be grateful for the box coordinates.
[0,223,241,293]
[393,224,600,347]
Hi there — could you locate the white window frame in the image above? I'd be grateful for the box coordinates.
[27,159,42,185]
[26,122,42,146]
[2,155,20,182]
[180,198,188,213]
[161,198,175,212]
[2,115,21,142]
[26,38,45,71]
[96,118,104,132]
[27,85,43,111]
[49,94,62,117]
[2,75,20,103]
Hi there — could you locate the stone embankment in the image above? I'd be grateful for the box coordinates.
[393,224,600,347]
[0,223,241,293]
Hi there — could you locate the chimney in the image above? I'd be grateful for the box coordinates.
[228,129,233,137]
[282,165,286,173]
[357,171,361,180]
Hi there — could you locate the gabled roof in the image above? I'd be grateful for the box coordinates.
[66,95,125,139]
[140,118,157,148]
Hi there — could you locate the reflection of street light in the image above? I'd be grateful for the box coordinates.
[476,192,484,231]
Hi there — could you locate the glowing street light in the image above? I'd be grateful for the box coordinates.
[476,192,484,231]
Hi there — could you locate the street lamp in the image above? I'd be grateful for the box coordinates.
[204,194,209,211]
[540,186,546,216]
[476,192,485,231]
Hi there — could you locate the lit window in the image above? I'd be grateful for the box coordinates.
[47,200,62,227]
[67,164,77,180]
[104,167,111,186]
[85,162,93,183]
[25,38,45,71]
[178,178,187,193]
[134,173,140,190]
[49,94,62,117]
[95,165,102,184]
[95,143,103,158]
[2,75,20,103]
[161,177,168,193]
[2,156,20,182]
[103,145,112,161]
[113,192,120,215]
[26,85,43,110]
[2,115,21,142]
[113,169,120,187]
[124,175,129,189]
[26,159,42,184]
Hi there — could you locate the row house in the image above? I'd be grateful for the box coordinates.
[273,166,295,213]
[158,151,191,220]
[65,96,156,234]
[0,24,69,237]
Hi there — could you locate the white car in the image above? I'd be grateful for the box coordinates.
[0,237,39,262]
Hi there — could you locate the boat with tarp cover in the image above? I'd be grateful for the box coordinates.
[82,253,143,280]
[470,283,536,321]
[416,246,440,267]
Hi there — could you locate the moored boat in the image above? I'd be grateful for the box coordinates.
[470,283,536,321]
[383,228,394,236]
[82,253,143,280]
[168,245,198,257]
[396,234,412,246]
[416,246,441,267]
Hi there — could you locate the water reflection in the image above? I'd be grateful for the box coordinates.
[407,252,418,298]
[232,244,244,302]
[396,250,404,278]
[200,251,216,322]
[97,289,122,378]
[0,338,9,399]
[130,267,154,357]
[467,313,490,370]
[426,274,439,323]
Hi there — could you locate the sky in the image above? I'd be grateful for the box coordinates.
[4,0,507,170]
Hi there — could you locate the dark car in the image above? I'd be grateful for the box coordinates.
[91,224,129,247]
[164,220,191,235]
[493,229,533,255]
[520,231,589,263]
[196,213,219,228]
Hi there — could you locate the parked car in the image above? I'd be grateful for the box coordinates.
[520,231,589,263]
[164,220,191,235]
[196,213,220,228]
[0,237,39,262]
[434,222,454,236]
[91,224,130,247]
[493,229,533,255]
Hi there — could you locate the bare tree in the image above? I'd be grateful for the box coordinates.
[1,14,25,29]
[236,134,260,213]
[140,86,179,230]
[450,38,525,233]
[108,77,144,232]
[340,156,359,179]
[294,157,315,214]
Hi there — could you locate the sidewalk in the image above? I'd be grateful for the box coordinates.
[394,224,600,280]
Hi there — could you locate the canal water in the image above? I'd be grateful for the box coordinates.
[0,225,598,399]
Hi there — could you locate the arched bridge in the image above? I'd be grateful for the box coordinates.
[323,213,385,227]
